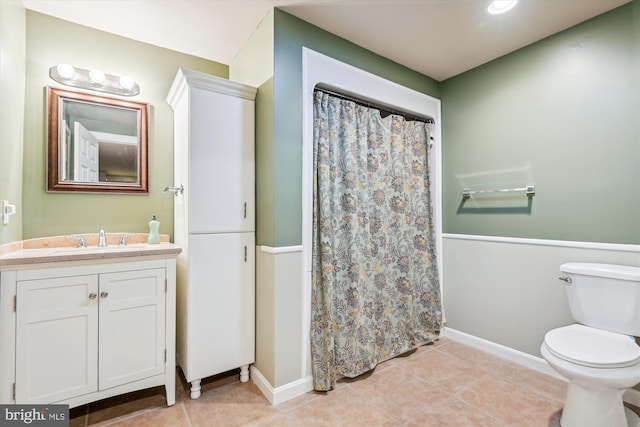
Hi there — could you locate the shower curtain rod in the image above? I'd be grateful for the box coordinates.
[315,86,435,124]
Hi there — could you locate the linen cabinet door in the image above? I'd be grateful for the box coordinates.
[189,232,255,378]
[188,87,255,234]
[98,268,166,390]
[15,275,99,403]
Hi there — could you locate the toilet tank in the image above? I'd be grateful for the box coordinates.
[560,263,640,336]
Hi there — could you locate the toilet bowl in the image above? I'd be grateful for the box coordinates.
[540,263,640,427]
[541,325,640,427]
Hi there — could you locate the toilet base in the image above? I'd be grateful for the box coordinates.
[560,381,638,427]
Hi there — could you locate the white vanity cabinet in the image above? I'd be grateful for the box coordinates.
[0,252,178,408]
[166,69,257,399]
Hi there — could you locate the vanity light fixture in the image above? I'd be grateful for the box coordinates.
[119,75,136,91]
[49,63,140,96]
[487,0,518,14]
[89,68,106,85]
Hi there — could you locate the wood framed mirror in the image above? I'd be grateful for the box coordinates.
[47,87,149,194]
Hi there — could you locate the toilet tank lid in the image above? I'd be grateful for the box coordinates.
[560,263,640,282]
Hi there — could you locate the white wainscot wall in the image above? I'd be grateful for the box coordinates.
[253,245,311,405]
[254,236,640,407]
[442,234,640,407]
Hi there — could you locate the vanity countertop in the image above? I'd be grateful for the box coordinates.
[0,234,181,269]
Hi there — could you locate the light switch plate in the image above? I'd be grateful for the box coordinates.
[2,200,16,225]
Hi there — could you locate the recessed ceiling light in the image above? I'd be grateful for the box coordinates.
[487,0,518,15]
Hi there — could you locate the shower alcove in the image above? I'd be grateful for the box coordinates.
[251,48,443,405]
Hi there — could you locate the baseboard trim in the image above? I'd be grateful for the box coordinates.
[259,245,303,255]
[250,366,313,406]
[442,327,562,379]
[442,327,640,408]
[625,389,640,409]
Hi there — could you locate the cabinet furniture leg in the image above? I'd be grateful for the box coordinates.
[240,365,250,383]
[190,379,201,399]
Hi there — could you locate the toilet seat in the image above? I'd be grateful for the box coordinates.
[544,324,640,368]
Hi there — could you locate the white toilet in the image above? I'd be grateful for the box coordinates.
[540,262,640,427]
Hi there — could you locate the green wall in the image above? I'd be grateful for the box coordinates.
[22,11,226,240]
[255,77,276,246]
[441,1,640,244]
[18,5,636,246]
[264,9,441,247]
[0,0,25,245]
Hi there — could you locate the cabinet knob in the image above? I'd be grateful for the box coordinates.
[100,291,109,298]
[89,293,97,299]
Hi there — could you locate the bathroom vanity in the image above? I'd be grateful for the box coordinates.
[0,240,181,408]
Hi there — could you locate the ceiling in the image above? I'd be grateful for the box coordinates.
[21,0,631,81]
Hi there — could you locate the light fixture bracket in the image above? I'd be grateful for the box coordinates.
[49,64,140,96]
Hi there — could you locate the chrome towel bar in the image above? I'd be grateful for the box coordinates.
[461,185,535,198]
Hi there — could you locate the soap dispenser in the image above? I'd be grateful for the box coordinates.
[148,215,160,244]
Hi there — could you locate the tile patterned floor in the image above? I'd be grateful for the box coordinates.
[69,337,640,426]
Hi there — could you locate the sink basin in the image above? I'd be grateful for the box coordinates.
[31,243,151,256]
[79,243,151,252]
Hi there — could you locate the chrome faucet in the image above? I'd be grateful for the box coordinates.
[119,233,134,246]
[98,228,107,247]
[66,235,86,248]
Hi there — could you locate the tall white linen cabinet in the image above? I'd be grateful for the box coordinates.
[166,69,256,399]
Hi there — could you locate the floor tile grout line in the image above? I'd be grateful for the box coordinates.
[336,382,404,425]
[91,406,165,427]
[180,401,193,427]
[82,404,89,427]
[273,391,324,414]
[410,346,547,425]
[452,389,516,426]
[493,363,567,404]
[446,347,562,392]
[411,370,472,398]
[451,394,513,427]
[451,372,565,426]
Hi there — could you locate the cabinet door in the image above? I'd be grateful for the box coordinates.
[188,87,255,234]
[16,275,99,403]
[188,233,255,380]
[98,268,166,390]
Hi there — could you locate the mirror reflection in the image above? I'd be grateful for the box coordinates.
[47,87,149,193]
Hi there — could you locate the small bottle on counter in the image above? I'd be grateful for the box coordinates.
[148,215,160,244]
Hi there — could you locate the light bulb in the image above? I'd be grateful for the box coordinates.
[56,63,75,79]
[89,69,106,84]
[119,75,135,90]
[487,0,518,14]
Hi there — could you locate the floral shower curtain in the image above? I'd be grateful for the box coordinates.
[311,90,442,391]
